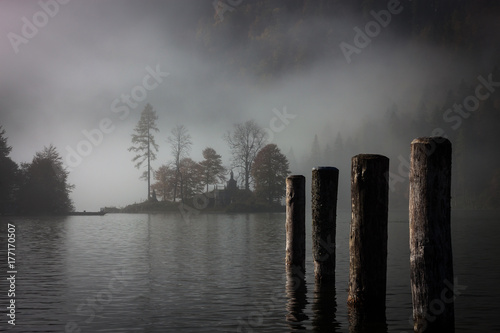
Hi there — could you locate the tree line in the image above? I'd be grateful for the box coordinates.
[0,127,74,215]
[299,66,500,210]
[129,103,291,205]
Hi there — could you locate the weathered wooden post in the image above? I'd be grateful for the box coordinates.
[409,137,454,332]
[312,167,339,282]
[347,154,389,321]
[286,175,306,273]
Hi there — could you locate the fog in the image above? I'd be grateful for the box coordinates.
[1,1,499,211]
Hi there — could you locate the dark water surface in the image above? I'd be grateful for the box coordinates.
[1,210,499,332]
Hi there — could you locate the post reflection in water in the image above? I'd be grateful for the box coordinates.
[312,281,340,332]
[347,304,388,333]
[285,266,308,330]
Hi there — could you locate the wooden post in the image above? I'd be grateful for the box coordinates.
[409,137,454,332]
[312,167,339,282]
[347,154,389,320]
[286,175,306,272]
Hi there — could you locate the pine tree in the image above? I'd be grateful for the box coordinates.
[200,147,226,192]
[310,134,321,166]
[0,126,18,214]
[128,103,159,200]
[17,145,74,214]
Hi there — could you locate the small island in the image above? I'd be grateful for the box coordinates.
[117,115,290,215]
[118,170,286,214]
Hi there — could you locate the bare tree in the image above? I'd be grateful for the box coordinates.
[167,125,192,201]
[224,120,267,190]
[128,103,159,200]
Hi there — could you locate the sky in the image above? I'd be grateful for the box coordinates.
[0,1,497,211]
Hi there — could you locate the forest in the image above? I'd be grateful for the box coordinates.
[191,0,500,209]
[0,130,74,215]
[0,111,292,214]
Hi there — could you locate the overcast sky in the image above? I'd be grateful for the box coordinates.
[1,1,494,210]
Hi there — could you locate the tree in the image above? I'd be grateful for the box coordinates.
[0,126,18,214]
[333,132,344,162]
[310,134,321,165]
[152,163,176,201]
[251,143,290,204]
[200,147,226,191]
[167,125,192,202]
[224,119,266,191]
[0,126,12,158]
[128,103,159,201]
[178,157,203,202]
[17,145,74,215]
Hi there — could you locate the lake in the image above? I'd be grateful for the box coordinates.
[1,210,499,332]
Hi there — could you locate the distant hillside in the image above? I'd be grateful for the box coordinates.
[189,0,500,80]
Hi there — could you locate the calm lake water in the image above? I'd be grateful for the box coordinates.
[1,210,499,332]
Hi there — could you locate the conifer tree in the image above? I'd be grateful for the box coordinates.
[128,103,159,200]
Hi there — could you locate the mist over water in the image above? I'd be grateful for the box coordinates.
[1,1,499,210]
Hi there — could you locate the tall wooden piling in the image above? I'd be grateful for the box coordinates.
[409,137,454,332]
[347,154,389,320]
[286,175,306,272]
[312,167,339,282]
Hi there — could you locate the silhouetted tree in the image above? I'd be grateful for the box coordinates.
[0,126,12,158]
[200,147,226,191]
[167,125,192,201]
[224,120,266,190]
[17,145,74,215]
[310,134,321,165]
[128,103,159,200]
[331,132,345,169]
[152,163,176,201]
[0,126,18,214]
[178,157,203,202]
[252,143,290,204]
